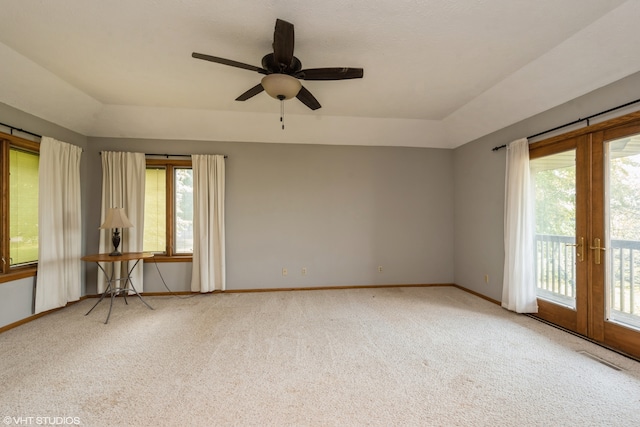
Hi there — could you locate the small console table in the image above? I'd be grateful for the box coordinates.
[82,252,154,324]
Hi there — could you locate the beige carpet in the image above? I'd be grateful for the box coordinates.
[1,286,639,426]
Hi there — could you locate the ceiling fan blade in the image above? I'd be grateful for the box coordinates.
[235,84,265,101]
[296,85,321,110]
[192,52,268,74]
[272,19,295,69]
[296,67,364,81]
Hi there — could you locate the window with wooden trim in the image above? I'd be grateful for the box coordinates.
[144,159,193,257]
[0,134,40,275]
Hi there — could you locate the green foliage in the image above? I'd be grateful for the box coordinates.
[175,169,193,252]
[609,154,640,241]
[532,149,640,240]
[532,156,576,237]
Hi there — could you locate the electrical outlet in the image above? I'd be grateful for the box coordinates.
[378,265,383,273]
[484,274,489,284]
[282,268,288,277]
[301,267,307,276]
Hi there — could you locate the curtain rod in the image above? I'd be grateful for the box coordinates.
[0,124,229,158]
[0,121,42,139]
[491,97,640,152]
[145,153,228,158]
[99,152,228,158]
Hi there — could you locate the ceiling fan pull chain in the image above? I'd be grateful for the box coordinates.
[281,99,285,130]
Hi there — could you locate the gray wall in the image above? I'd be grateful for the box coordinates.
[453,70,640,302]
[0,277,34,327]
[84,138,455,293]
[4,68,640,328]
[0,102,87,328]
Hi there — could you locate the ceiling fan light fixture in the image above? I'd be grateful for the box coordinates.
[261,73,301,100]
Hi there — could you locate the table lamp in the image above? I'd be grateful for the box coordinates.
[100,207,134,256]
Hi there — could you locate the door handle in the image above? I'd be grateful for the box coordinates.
[565,237,584,262]
[589,237,607,265]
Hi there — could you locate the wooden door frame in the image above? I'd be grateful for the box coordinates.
[592,124,640,358]
[530,112,640,359]
[529,135,589,336]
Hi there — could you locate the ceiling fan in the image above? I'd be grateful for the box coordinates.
[192,19,364,111]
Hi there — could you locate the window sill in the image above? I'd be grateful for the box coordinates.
[144,255,192,263]
[0,266,37,284]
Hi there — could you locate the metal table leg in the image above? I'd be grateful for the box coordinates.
[122,259,154,311]
[85,258,153,324]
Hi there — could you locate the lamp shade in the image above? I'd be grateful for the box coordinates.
[100,207,134,229]
[261,74,302,100]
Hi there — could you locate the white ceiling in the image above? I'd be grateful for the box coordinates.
[0,0,639,148]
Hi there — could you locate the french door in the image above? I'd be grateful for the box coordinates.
[530,116,640,359]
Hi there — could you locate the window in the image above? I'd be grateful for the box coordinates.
[144,159,193,257]
[1,133,40,276]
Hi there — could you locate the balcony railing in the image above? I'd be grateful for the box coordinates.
[535,234,577,305]
[609,239,640,320]
[535,234,640,320]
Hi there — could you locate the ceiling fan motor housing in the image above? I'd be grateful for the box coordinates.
[262,53,302,74]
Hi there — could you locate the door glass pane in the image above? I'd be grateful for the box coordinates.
[606,135,640,329]
[531,150,577,308]
[144,167,166,253]
[174,168,193,253]
[9,148,39,265]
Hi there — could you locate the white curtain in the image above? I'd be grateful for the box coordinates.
[98,151,146,293]
[502,138,538,313]
[35,137,82,314]
[191,154,226,293]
